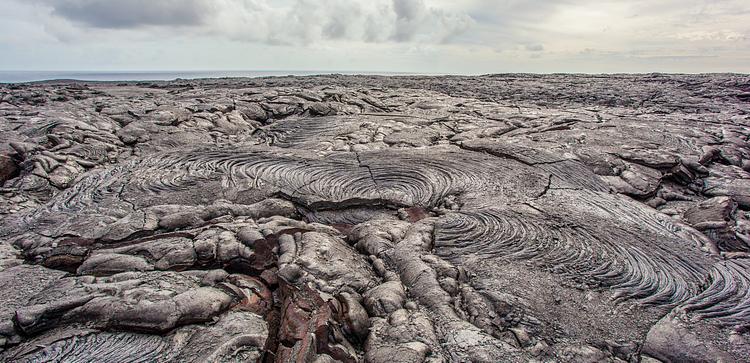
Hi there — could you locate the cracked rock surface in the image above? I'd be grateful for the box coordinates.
[1,74,750,362]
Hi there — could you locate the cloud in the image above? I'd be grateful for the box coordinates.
[673,30,747,42]
[2,0,749,72]
[525,44,545,52]
[32,0,474,45]
[214,0,474,45]
[41,0,212,28]
[391,0,473,43]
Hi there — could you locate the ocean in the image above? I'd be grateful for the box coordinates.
[0,70,417,83]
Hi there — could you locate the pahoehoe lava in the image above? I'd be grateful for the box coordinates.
[1,74,749,362]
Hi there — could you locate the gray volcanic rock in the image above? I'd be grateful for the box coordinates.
[1,74,749,362]
[0,154,18,185]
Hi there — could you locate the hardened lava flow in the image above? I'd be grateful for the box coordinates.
[1,74,749,362]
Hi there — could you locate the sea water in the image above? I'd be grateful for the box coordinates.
[0,70,417,83]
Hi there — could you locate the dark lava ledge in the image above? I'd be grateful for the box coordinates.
[0,74,749,362]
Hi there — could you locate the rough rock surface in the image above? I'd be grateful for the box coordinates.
[1,74,749,362]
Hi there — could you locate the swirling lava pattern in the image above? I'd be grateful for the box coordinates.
[128,145,550,209]
[435,189,749,326]
[16,333,172,363]
[679,259,750,329]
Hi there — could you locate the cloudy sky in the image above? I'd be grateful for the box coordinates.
[0,0,748,73]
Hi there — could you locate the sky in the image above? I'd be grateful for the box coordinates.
[0,0,748,73]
